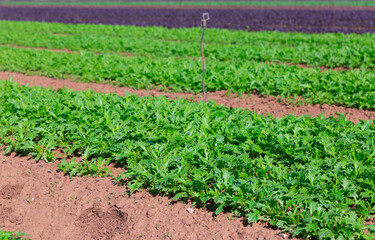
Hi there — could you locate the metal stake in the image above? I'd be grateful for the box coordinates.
[201,13,209,101]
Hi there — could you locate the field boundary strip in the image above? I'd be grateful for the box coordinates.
[1,1,375,7]
[1,71,374,123]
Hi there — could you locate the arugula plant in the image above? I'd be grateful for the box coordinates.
[1,46,375,110]
[2,19,375,69]
[0,81,374,239]
[1,24,374,69]
[58,157,112,177]
[0,230,30,240]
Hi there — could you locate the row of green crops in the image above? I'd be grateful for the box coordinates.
[0,230,29,240]
[1,45,375,109]
[1,1,375,6]
[2,21,375,69]
[0,80,374,239]
[6,20,373,46]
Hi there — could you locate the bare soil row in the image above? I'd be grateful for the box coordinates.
[0,71,374,123]
[0,150,294,240]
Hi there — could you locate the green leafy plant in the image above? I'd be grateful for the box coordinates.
[0,230,30,240]
[58,157,112,177]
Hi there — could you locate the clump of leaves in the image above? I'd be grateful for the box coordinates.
[58,157,112,178]
[0,229,30,240]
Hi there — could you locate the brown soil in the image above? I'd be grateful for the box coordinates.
[4,44,136,57]
[0,151,296,240]
[267,61,356,72]
[120,52,135,57]
[1,71,374,123]
[2,44,75,54]
[53,33,72,36]
[3,5,375,11]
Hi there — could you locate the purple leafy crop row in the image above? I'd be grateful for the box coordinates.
[1,6,375,34]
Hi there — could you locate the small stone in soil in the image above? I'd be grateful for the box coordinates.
[187,208,194,214]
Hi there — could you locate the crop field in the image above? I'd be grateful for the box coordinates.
[2,21,375,110]
[1,5,375,33]
[2,1,375,7]
[0,1,375,240]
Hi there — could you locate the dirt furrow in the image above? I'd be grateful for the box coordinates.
[0,151,295,240]
[0,71,374,123]
[2,44,359,71]
[2,44,135,57]
[4,44,75,53]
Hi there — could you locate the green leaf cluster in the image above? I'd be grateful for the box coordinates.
[0,230,29,240]
[58,157,112,178]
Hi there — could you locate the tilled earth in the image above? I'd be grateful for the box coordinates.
[0,71,374,123]
[0,152,294,240]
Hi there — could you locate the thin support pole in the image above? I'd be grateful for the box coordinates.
[200,24,206,101]
[200,13,209,102]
